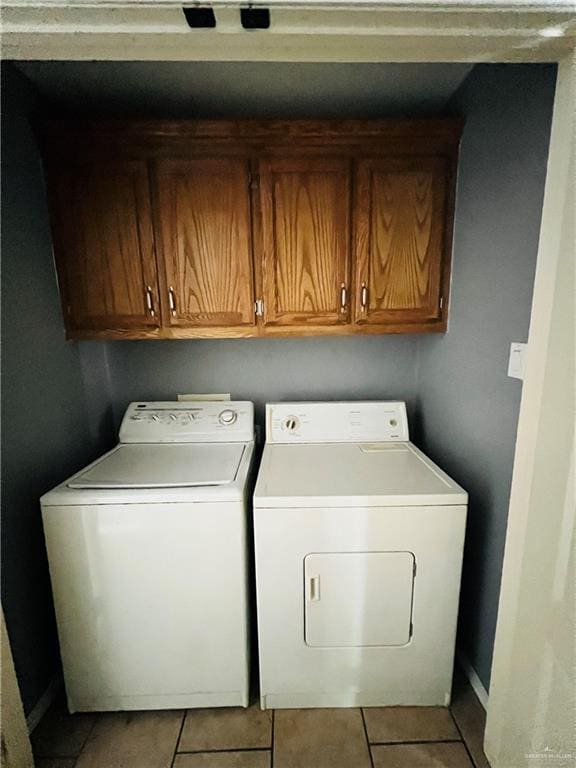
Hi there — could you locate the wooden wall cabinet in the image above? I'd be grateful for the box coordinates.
[46,160,160,333]
[259,157,351,328]
[38,119,461,340]
[154,158,255,329]
[353,156,449,329]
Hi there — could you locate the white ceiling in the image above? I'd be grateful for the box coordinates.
[15,61,473,118]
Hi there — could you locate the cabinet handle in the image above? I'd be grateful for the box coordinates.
[340,283,347,313]
[360,282,368,311]
[168,287,177,317]
[145,286,155,317]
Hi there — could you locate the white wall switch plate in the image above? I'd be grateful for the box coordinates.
[508,342,527,380]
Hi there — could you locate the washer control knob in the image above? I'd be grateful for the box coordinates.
[218,409,238,425]
[283,416,300,432]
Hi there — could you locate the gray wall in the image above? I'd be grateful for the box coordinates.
[0,63,114,715]
[416,64,556,690]
[105,337,420,429]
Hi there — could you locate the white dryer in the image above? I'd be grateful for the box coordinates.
[253,402,467,709]
[41,401,254,713]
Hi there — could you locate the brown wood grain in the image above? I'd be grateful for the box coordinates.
[38,118,463,146]
[66,319,447,341]
[153,157,255,327]
[36,120,464,168]
[39,119,461,339]
[259,157,351,326]
[46,160,160,332]
[353,156,449,325]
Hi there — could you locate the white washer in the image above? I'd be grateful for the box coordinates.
[41,401,254,713]
[253,402,468,709]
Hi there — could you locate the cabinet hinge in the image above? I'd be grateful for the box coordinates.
[439,297,444,310]
[254,298,264,317]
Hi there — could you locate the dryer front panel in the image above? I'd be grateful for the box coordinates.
[253,503,467,709]
[304,552,415,647]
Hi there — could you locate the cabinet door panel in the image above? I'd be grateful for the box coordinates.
[155,158,255,328]
[48,161,159,331]
[354,157,448,325]
[260,158,351,326]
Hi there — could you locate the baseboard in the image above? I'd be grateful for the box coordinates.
[456,648,489,710]
[26,674,63,733]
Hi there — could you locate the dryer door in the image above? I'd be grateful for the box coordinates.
[304,551,415,647]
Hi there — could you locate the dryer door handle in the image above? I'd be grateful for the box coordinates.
[309,575,321,602]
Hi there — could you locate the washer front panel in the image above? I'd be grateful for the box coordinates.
[43,501,251,711]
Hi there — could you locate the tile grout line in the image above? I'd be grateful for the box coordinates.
[69,710,100,766]
[176,747,274,755]
[449,707,478,768]
[170,710,187,768]
[370,738,464,746]
[360,708,375,768]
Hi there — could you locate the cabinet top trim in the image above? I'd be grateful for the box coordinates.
[37,117,464,143]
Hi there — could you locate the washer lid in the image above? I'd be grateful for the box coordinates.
[68,443,246,489]
[254,441,467,507]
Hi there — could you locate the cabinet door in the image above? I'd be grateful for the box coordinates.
[47,161,160,333]
[259,157,351,327]
[353,156,449,326]
[154,158,255,328]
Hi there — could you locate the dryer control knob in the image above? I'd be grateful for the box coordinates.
[219,409,238,425]
[283,416,300,432]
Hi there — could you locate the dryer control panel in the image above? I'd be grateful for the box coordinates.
[119,401,254,443]
[266,402,409,443]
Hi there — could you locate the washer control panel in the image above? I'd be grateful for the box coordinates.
[119,401,254,443]
[218,409,238,425]
[267,402,409,444]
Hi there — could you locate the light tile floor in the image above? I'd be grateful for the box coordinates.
[32,671,488,768]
